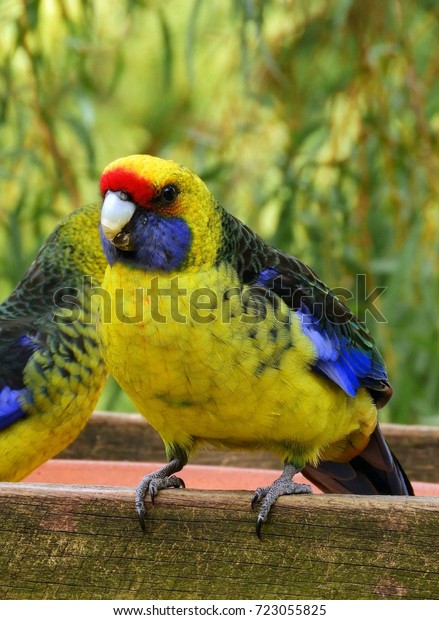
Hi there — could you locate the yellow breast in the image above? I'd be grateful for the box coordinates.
[100,262,376,466]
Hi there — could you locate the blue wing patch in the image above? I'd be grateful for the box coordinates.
[256,268,280,287]
[0,334,37,430]
[297,304,388,396]
[297,306,360,396]
[255,266,389,399]
[0,385,26,430]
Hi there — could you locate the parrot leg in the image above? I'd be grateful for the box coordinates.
[135,456,186,532]
[251,463,312,538]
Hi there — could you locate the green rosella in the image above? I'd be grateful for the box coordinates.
[0,204,108,480]
[98,154,413,536]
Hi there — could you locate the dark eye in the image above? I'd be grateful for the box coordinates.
[160,184,179,205]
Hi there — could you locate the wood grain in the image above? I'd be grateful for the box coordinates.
[0,483,438,600]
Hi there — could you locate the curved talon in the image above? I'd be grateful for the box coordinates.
[134,456,187,532]
[251,487,266,510]
[137,505,147,533]
[251,464,312,538]
[256,516,264,540]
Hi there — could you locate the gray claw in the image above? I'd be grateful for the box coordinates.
[134,456,187,532]
[251,486,268,511]
[251,464,312,538]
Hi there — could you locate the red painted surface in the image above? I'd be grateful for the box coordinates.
[24,459,439,496]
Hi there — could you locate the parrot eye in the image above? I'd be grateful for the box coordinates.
[160,184,179,205]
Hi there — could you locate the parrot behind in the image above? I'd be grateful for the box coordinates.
[0,204,108,481]
[98,154,413,536]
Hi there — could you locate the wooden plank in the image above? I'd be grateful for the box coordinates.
[0,483,438,600]
[59,412,439,482]
[382,424,439,483]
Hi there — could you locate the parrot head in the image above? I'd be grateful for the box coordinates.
[100,155,222,272]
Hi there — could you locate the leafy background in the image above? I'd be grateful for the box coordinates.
[1,0,438,424]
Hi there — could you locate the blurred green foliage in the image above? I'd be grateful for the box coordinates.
[1,0,438,423]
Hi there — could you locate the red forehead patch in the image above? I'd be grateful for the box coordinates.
[100,167,155,207]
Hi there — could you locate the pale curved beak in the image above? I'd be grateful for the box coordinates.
[101,190,136,242]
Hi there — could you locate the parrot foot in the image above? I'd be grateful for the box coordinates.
[135,457,186,532]
[251,463,312,539]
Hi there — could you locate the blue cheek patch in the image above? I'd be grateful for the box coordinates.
[100,226,117,266]
[100,215,192,272]
[134,216,192,271]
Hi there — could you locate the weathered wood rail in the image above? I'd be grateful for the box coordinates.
[0,412,438,600]
[0,485,438,600]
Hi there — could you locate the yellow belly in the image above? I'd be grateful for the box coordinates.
[0,377,105,482]
[100,263,376,466]
[0,304,107,482]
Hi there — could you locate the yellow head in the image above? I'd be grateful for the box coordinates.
[100,155,222,272]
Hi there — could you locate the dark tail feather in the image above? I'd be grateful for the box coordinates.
[303,424,414,496]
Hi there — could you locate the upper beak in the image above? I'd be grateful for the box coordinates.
[101,190,136,248]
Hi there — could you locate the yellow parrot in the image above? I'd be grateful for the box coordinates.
[0,205,108,480]
[98,154,412,536]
